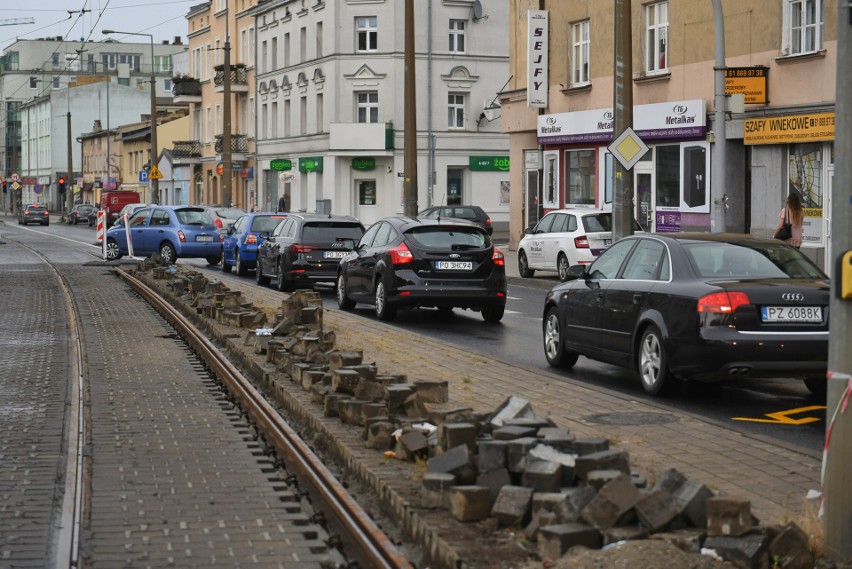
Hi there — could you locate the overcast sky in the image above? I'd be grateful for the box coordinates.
[1,0,199,52]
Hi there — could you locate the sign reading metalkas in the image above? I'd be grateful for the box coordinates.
[527,10,548,109]
[537,99,707,143]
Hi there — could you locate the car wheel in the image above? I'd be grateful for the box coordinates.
[804,377,827,399]
[337,274,355,310]
[221,256,232,272]
[205,256,221,265]
[255,257,270,286]
[638,325,680,396]
[374,280,397,321]
[518,250,535,278]
[543,306,579,368]
[105,238,123,261]
[235,250,247,276]
[276,260,293,292]
[557,254,570,282]
[482,304,505,323]
[160,242,177,264]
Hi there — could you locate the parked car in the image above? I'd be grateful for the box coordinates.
[418,205,493,235]
[221,212,288,275]
[336,216,507,322]
[541,233,830,397]
[198,205,246,230]
[518,208,643,281]
[18,203,49,226]
[67,203,95,225]
[256,213,365,291]
[100,190,141,228]
[105,205,223,265]
[87,205,101,227]
[116,203,150,224]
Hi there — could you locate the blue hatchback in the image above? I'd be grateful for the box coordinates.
[221,212,288,275]
[105,205,223,265]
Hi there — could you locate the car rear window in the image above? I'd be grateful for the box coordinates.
[250,215,287,233]
[684,242,826,280]
[216,207,246,219]
[405,226,489,249]
[583,213,612,232]
[302,222,364,241]
[175,208,215,226]
[448,207,478,221]
[28,204,45,210]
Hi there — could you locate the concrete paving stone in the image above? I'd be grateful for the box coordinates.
[449,486,492,522]
[491,485,534,528]
[580,473,643,530]
[707,496,753,537]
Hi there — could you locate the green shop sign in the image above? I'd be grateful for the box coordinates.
[299,157,324,173]
[469,156,510,171]
[270,159,292,171]
[351,157,376,171]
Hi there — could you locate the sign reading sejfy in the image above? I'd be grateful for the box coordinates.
[527,10,548,109]
[537,99,707,144]
[351,157,375,171]
[270,158,293,171]
[299,157,324,173]
[469,156,510,171]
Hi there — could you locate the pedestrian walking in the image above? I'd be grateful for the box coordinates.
[774,192,804,248]
[277,195,287,213]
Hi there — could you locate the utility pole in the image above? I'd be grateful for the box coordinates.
[65,95,73,217]
[222,0,232,208]
[711,0,727,232]
[403,0,418,216]
[611,0,633,241]
[823,0,852,559]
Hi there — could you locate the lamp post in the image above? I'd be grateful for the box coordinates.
[103,29,159,204]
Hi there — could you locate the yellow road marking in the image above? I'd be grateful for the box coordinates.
[732,405,826,425]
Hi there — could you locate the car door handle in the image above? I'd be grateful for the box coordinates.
[633,293,643,304]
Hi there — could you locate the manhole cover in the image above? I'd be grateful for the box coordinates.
[583,412,678,426]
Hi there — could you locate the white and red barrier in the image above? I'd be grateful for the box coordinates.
[97,211,107,259]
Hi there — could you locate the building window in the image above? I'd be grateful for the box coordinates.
[565,149,596,206]
[249,96,255,138]
[571,20,590,86]
[356,16,377,52]
[284,99,291,137]
[261,40,268,73]
[449,19,465,53]
[448,93,465,129]
[284,33,291,67]
[154,55,172,73]
[53,76,60,89]
[261,103,268,139]
[786,0,823,55]
[356,91,378,123]
[52,53,60,69]
[206,107,212,143]
[300,27,307,63]
[240,29,248,63]
[164,79,172,92]
[300,96,307,135]
[272,37,278,69]
[316,22,323,58]
[655,144,680,208]
[645,1,668,74]
[271,102,278,138]
[29,76,38,89]
[316,93,323,133]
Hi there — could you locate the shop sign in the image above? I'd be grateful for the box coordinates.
[351,157,376,171]
[655,211,681,233]
[744,112,834,145]
[299,157,324,173]
[270,159,292,171]
[537,99,706,144]
[469,156,510,171]
[724,67,768,104]
[527,10,548,109]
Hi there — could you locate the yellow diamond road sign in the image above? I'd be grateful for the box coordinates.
[148,165,163,179]
[607,126,649,171]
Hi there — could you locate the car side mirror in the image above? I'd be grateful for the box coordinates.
[259,231,270,239]
[340,238,356,250]
[524,227,534,235]
[565,264,587,281]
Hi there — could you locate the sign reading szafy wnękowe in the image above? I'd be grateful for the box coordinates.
[744,112,835,145]
[270,159,293,171]
[299,157,324,173]
[469,156,510,171]
[351,157,375,171]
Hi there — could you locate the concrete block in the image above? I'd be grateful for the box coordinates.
[427,406,476,426]
[322,393,348,417]
[331,368,361,395]
[706,496,752,537]
[538,524,602,561]
[475,469,511,504]
[338,399,366,426]
[490,396,534,428]
[477,440,508,474]
[397,429,429,459]
[493,425,538,441]
[385,384,416,415]
[570,437,610,455]
[440,422,477,453]
[503,416,554,430]
[768,522,812,569]
[421,472,456,509]
[414,379,449,403]
[586,469,622,491]
[403,392,429,419]
[537,427,571,439]
[301,369,326,391]
[538,434,577,454]
[449,486,492,522]
[649,528,707,554]
[361,403,388,424]
[601,524,649,546]
[506,437,540,473]
[365,420,395,450]
[580,473,642,530]
[529,445,576,486]
[522,459,563,493]
[354,377,386,402]
[651,468,688,494]
[703,534,770,569]
[673,479,715,528]
[327,350,363,370]
[574,450,630,481]
[635,489,680,533]
[491,485,534,528]
[427,444,476,484]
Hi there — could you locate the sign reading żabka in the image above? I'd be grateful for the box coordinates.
[744,112,835,145]
[527,10,548,109]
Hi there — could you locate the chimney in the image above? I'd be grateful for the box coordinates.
[93,119,102,132]
[173,36,182,45]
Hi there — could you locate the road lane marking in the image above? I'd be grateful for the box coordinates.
[14,224,102,249]
[732,405,826,425]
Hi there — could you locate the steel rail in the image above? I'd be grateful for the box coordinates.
[115,268,412,569]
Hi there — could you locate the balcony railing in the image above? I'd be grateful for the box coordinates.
[213,64,248,90]
[172,78,201,97]
[215,134,248,154]
[172,140,201,158]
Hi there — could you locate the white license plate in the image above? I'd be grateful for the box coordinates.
[761,306,822,323]
[435,261,473,270]
[323,250,347,259]
[196,235,213,242]
[603,239,612,246]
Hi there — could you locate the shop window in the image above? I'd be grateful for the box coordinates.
[542,150,559,209]
[788,143,822,208]
[358,180,377,205]
[655,145,680,208]
[447,168,464,205]
[565,149,596,206]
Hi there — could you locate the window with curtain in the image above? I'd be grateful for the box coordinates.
[572,20,590,86]
[645,1,668,73]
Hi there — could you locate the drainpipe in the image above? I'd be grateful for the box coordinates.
[427,0,433,207]
[712,0,727,232]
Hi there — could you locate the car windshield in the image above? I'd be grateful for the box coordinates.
[302,222,364,241]
[250,215,287,233]
[176,208,215,226]
[406,226,489,249]
[684,242,826,280]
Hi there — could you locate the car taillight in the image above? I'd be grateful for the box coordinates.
[492,247,505,267]
[290,244,316,254]
[24,209,29,214]
[485,217,492,226]
[214,218,223,229]
[697,291,750,314]
[245,234,258,245]
[574,236,589,249]
[44,210,49,215]
[177,230,186,243]
[389,242,414,264]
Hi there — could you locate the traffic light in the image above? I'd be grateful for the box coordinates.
[58,177,66,193]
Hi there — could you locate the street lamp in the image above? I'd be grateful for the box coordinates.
[102,29,159,204]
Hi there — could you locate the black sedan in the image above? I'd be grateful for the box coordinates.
[336,216,507,322]
[67,203,95,225]
[542,233,829,396]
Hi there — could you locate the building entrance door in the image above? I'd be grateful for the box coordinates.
[634,162,653,232]
[356,179,378,226]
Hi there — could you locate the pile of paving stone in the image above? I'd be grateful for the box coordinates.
[139,262,815,569]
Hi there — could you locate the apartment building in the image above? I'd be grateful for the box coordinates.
[250,0,510,228]
[502,0,837,270]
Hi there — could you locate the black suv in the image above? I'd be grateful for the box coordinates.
[418,205,493,235]
[336,216,507,322]
[256,213,365,292]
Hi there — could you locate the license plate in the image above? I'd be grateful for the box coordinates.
[435,261,473,270]
[324,251,347,259]
[196,235,212,242]
[761,306,822,323]
[603,239,612,246]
